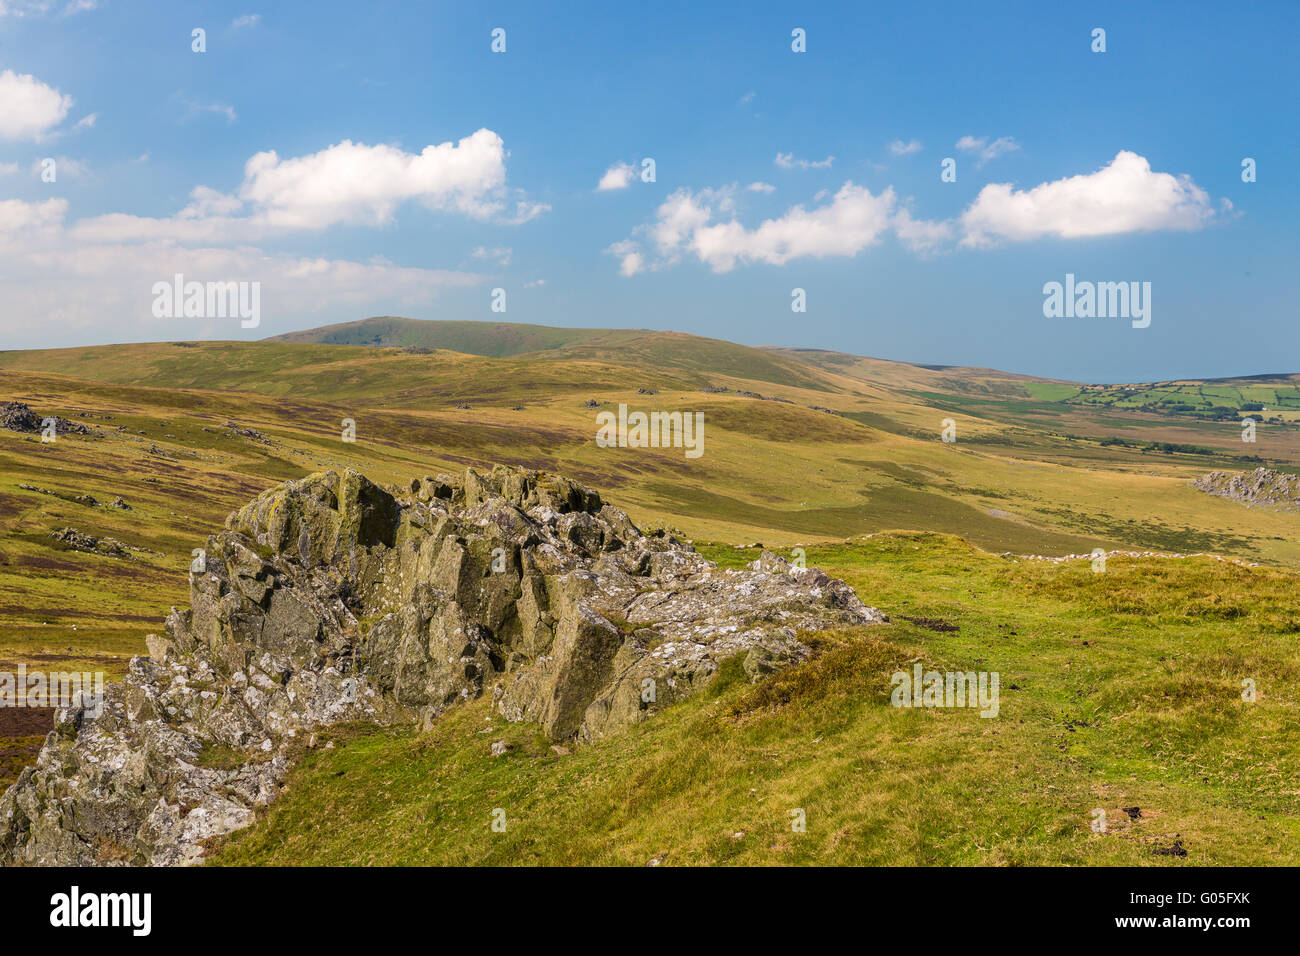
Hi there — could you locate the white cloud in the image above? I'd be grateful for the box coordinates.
[0,70,74,140]
[597,161,636,191]
[0,0,94,14]
[606,239,644,276]
[0,129,547,343]
[738,91,756,104]
[609,151,1218,270]
[0,196,67,231]
[524,278,545,288]
[182,100,238,123]
[0,162,18,176]
[0,1,93,16]
[238,133,508,227]
[893,207,954,254]
[503,198,550,224]
[774,152,834,170]
[74,112,98,129]
[611,182,895,274]
[745,181,775,193]
[73,129,541,243]
[0,197,483,346]
[232,13,260,28]
[472,245,512,266]
[955,135,1020,167]
[889,139,923,156]
[29,155,91,179]
[959,150,1216,246]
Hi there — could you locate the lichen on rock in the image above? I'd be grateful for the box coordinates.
[0,465,883,866]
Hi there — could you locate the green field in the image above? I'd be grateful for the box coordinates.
[2,317,1298,864]
[209,537,1300,866]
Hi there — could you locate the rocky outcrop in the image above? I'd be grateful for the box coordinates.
[1,401,88,436]
[0,465,882,866]
[1194,467,1300,511]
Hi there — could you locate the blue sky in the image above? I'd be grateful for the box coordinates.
[0,0,1296,382]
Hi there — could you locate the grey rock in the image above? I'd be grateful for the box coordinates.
[1194,467,1300,511]
[1,464,884,866]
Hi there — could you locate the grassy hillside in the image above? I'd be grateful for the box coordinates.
[3,319,1298,864]
[266,316,626,357]
[208,535,1300,866]
[267,316,830,390]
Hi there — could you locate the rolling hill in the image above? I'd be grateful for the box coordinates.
[2,317,1298,865]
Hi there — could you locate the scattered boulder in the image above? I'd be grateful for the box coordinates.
[1,465,883,866]
[1194,467,1300,510]
[49,527,128,558]
[222,421,270,444]
[1,401,88,436]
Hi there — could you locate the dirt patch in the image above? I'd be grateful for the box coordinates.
[897,615,960,633]
[0,652,123,668]
[0,706,55,738]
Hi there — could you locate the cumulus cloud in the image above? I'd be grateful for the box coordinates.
[0,196,483,346]
[0,128,548,343]
[889,139,923,156]
[0,196,67,230]
[609,182,896,274]
[746,181,775,193]
[959,150,1216,246]
[610,151,1219,271]
[232,13,260,28]
[955,135,1020,166]
[597,161,636,191]
[0,70,74,140]
[774,152,834,170]
[0,1,97,16]
[73,129,542,243]
[472,245,512,266]
[893,207,955,254]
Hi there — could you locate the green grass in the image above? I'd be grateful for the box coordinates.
[4,324,1300,863]
[207,534,1300,866]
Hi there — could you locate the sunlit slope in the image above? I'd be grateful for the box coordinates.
[266,316,630,357]
[208,538,1300,867]
[266,317,829,390]
[3,326,1300,794]
[2,331,1297,565]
